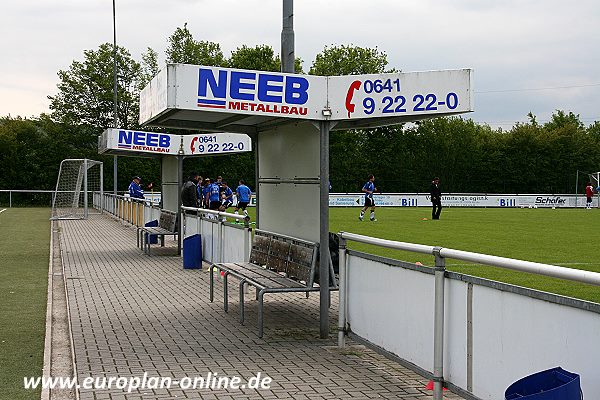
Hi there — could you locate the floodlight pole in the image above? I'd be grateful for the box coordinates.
[112,0,118,195]
[281,0,294,73]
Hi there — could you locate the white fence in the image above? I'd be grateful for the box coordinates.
[338,232,600,400]
[181,207,251,265]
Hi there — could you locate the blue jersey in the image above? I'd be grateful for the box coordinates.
[222,187,233,199]
[209,183,221,202]
[236,184,251,202]
[362,181,375,199]
[201,185,210,203]
[128,181,144,199]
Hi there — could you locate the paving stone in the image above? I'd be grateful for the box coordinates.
[58,215,465,399]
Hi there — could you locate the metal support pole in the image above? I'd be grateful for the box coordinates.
[433,247,446,400]
[9,191,12,208]
[100,162,104,212]
[281,0,295,73]
[319,120,330,339]
[337,236,347,347]
[83,159,89,219]
[112,0,118,195]
[177,155,183,256]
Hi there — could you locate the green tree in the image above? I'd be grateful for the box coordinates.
[309,44,390,76]
[48,43,142,129]
[228,45,280,71]
[139,47,160,90]
[166,23,226,66]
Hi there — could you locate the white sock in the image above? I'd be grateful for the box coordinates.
[370,211,375,220]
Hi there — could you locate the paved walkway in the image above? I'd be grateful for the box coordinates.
[58,214,464,399]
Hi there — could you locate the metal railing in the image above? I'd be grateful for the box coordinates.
[0,189,57,207]
[95,192,158,227]
[336,231,600,400]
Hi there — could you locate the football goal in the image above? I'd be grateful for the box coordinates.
[51,159,103,220]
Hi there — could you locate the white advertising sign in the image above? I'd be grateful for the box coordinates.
[173,64,328,120]
[327,69,473,120]
[139,65,473,125]
[100,128,181,155]
[99,128,252,157]
[329,193,591,208]
[183,132,252,156]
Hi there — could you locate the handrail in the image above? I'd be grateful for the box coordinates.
[337,231,600,400]
[181,206,251,226]
[338,231,600,286]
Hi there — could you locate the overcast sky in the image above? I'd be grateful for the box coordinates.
[1,0,599,128]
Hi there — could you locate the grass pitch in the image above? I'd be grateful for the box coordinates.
[0,208,49,400]
[328,207,600,303]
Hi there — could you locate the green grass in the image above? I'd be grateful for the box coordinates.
[0,208,50,400]
[328,207,600,303]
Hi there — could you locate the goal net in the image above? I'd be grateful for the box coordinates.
[51,159,103,220]
[589,172,600,190]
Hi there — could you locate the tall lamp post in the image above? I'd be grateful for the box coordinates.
[112,0,118,194]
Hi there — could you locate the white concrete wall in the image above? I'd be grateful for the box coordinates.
[257,121,320,242]
[183,213,249,264]
[346,252,600,399]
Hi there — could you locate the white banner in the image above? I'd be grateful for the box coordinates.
[99,129,252,157]
[327,69,473,120]
[329,193,596,208]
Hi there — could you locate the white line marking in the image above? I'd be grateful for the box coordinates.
[0,209,7,214]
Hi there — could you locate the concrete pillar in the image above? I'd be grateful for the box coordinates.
[161,156,180,212]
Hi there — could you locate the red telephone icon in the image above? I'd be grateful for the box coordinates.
[190,136,198,154]
[345,80,362,118]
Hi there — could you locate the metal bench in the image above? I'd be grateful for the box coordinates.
[211,229,337,337]
[137,210,178,255]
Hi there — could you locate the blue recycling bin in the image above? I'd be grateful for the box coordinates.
[505,367,581,400]
[144,220,158,244]
[183,234,202,269]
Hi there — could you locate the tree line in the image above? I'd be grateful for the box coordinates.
[1,24,599,198]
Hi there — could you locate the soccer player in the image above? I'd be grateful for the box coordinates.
[220,182,234,211]
[128,176,145,199]
[359,174,377,222]
[585,182,595,210]
[234,180,252,216]
[201,178,211,208]
[207,178,221,210]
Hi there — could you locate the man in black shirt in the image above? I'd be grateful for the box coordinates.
[430,177,442,220]
[181,172,200,210]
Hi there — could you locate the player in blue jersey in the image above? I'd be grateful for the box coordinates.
[207,178,221,210]
[128,176,145,199]
[359,174,377,221]
[201,178,211,208]
[220,182,234,211]
[234,180,252,216]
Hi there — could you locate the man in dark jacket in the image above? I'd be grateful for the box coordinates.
[430,177,442,220]
[181,172,200,209]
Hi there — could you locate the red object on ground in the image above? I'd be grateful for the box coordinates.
[425,380,448,391]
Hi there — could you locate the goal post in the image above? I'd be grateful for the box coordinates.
[51,159,103,220]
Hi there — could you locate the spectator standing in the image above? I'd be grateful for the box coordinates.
[128,176,145,199]
[430,177,442,220]
[181,172,200,208]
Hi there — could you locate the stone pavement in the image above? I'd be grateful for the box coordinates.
[58,214,464,399]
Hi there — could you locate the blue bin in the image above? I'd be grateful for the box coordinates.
[505,367,581,400]
[183,234,202,269]
[144,220,158,244]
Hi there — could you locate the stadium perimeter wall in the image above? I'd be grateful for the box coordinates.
[346,251,600,400]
